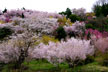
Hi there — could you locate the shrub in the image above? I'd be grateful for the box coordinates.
[21,13,25,18]
[102,53,108,66]
[41,35,58,44]
[0,27,13,40]
[2,8,7,13]
[86,17,108,32]
[93,37,108,66]
[84,55,95,64]
[57,17,73,26]
[64,21,85,38]
[85,24,94,29]
[69,14,81,22]
[55,26,67,40]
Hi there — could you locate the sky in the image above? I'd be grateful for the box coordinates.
[0,0,97,13]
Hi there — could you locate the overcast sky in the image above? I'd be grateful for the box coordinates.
[0,0,97,13]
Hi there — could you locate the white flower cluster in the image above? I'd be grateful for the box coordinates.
[0,31,38,63]
[0,17,59,37]
[0,9,62,36]
[72,8,86,18]
[31,37,94,65]
[0,28,94,65]
[10,17,59,35]
[24,10,62,18]
[0,9,62,21]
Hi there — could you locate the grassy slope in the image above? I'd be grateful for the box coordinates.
[2,58,108,72]
[23,59,108,72]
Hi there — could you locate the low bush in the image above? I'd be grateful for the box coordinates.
[69,14,81,22]
[41,35,58,44]
[0,27,13,40]
[55,26,67,40]
[86,17,108,32]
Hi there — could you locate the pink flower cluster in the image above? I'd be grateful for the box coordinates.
[64,21,85,34]
[72,8,86,17]
[85,29,108,39]
[94,37,108,53]
[0,9,62,23]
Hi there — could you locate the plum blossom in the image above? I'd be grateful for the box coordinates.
[31,37,94,65]
[64,21,85,37]
[94,37,108,53]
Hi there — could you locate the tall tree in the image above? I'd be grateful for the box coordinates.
[93,0,108,17]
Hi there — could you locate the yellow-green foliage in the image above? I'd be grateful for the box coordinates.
[41,35,58,44]
[0,20,5,24]
[58,17,73,26]
[86,12,95,17]
[34,41,41,46]
[67,19,73,26]
[32,37,41,46]
[49,16,53,18]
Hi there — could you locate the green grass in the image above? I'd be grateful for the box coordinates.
[1,59,108,72]
[22,60,108,72]
[80,62,108,72]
